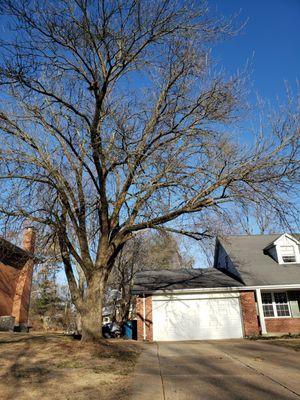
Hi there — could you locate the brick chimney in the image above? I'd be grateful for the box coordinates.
[22,226,36,253]
[12,227,36,330]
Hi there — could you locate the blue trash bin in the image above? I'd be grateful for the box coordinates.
[123,321,133,339]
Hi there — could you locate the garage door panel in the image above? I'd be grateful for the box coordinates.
[152,295,243,341]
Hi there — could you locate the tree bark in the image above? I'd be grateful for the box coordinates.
[76,312,82,334]
[80,271,105,342]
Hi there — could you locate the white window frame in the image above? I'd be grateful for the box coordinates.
[262,291,291,319]
[279,245,297,264]
[274,234,300,264]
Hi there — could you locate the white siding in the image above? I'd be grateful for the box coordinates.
[273,234,300,264]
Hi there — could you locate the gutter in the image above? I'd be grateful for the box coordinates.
[133,284,300,296]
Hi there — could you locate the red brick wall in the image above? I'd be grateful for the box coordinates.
[265,318,300,334]
[136,295,153,341]
[12,228,36,325]
[240,291,260,336]
[0,228,36,328]
[0,262,19,316]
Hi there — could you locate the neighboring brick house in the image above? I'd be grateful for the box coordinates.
[133,233,300,341]
[0,227,36,331]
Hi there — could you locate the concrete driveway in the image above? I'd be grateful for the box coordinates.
[130,340,300,400]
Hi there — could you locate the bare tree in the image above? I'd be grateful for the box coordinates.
[108,231,193,324]
[0,0,299,341]
[30,265,60,330]
[228,203,281,235]
[107,235,144,326]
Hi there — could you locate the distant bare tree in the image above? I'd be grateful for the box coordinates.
[30,265,61,329]
[230,203,280,235]
[0,0,299,341]
[134,230,194,271]
[108,231,193,324]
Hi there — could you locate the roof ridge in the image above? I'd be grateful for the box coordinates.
[219,233,282,238]
[219,233,300,238]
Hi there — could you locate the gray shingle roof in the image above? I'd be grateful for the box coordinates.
[217,234,300,286]
[132,268,243,294]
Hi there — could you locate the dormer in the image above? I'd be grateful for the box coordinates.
[264,233,300,264]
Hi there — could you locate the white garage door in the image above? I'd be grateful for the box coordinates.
[152,293,243,341]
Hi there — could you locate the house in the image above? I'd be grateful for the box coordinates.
[133,233,300,341]
[0,227,36,332]
[214,233,300,337]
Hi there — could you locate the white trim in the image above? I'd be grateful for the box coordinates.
[136,284,300,296]
[239,294,246,337]
[278,245,300,264]
[244,284,300,290]
[274,233,300,246]
[256,289,267,334]
[261,291,291,319]
[152,292,240,301]
[271,233,300,264]
[142,295,146,340]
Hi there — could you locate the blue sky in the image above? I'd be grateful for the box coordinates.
[1,1,298,275]
[211,0,300,103]
[32,1,300,273]
[188,0,300,268]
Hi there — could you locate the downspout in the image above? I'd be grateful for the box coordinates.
[143,294,146,340]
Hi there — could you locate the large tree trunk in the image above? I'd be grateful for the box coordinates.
[80,271,106,342]
[76,312,82,334]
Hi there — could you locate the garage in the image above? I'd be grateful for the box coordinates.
[133,268,245,341]
[152,292,244,341]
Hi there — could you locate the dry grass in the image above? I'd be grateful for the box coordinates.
[0,332,141,400]
[262,338,300,352]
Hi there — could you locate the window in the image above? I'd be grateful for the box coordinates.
[274,292,290,316]
[261,292,274,317]
[280,246,296,263]
[262,292,290,318]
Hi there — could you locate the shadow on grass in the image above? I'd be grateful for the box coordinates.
[0,332,141,400]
